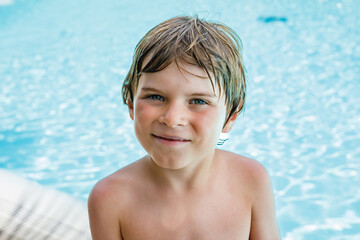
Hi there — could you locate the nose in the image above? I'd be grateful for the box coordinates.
[159,101,188,128]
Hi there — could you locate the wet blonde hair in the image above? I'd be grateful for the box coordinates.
[122,16,246,124]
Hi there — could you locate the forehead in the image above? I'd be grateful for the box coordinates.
[137,61,221,96]
[140,61,207,84]
[139,55,218,89]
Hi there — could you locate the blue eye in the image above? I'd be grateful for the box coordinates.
[148,95,164,101]
[191,99,207,105]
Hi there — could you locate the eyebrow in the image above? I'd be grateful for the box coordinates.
[140,87,217,98]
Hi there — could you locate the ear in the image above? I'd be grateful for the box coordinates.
[222,112,239,133]
[127,98,134,120]
[222,100,243,133]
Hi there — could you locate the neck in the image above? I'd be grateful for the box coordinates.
[146,150,218,194]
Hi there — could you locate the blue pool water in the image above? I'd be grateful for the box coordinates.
[0,0,359,239]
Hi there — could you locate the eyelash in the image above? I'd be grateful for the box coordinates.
[190,99,208,105]
[146,95,164,101]
[145,95,208,105]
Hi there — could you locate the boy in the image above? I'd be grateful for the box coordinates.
[88,16,281,239]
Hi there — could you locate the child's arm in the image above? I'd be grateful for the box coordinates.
[249,163,281,239]
[88,180,123,240]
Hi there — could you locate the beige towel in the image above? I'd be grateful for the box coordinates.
[0,169,91,240]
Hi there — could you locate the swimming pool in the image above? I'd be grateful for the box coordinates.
[0,0,359,239]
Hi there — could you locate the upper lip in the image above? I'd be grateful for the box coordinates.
[152,134,191,141]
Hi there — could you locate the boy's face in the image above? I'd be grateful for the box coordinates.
[128,60,237,170]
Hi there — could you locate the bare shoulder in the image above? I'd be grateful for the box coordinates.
[217,149,270,188]
[88,159,146,240]
[89,159,144,204]
[216,150,281,239]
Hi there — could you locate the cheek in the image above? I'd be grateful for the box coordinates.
[134,101,157,122]
[194,108,226,134]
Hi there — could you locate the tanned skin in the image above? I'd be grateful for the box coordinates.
[88,62,281,240]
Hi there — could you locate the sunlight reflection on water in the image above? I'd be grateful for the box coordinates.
[0,0,359,238]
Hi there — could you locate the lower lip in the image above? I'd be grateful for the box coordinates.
[152,134,190,146]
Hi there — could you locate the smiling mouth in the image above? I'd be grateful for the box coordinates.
[151,134,191,142]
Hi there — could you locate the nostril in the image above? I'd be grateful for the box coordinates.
[159,105,187,127]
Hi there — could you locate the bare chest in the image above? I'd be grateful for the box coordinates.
[121,191,251,240]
